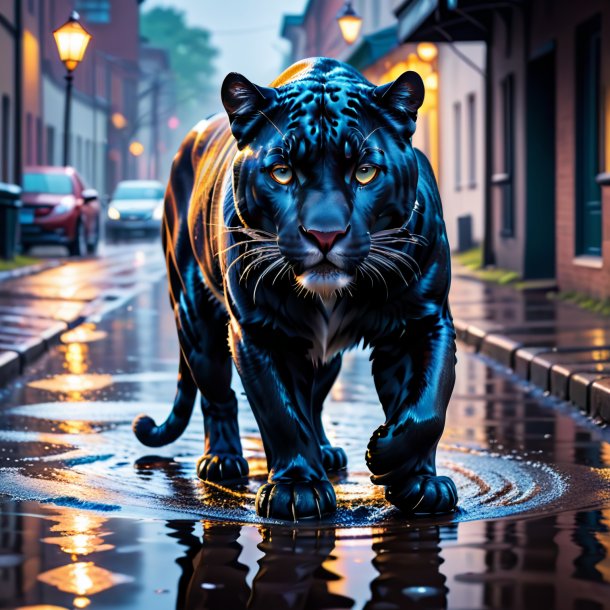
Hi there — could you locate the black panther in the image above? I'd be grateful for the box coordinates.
[133,57,458,521]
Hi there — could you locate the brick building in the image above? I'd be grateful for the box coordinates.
[396,0,610,299]
[0,0,174,199]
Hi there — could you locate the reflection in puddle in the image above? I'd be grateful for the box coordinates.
[35,511,130,609]
[43,513,114,556]
[60,323,108,345]
[37,561,133,596]
[2,398,606,526]
[28,374,114,396]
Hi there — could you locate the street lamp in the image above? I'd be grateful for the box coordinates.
[336,1,362,45]
[53,11,92,167]
[416,42,438,62]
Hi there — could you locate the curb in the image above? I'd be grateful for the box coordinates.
[0,259,64,283]
[454,316,610,425]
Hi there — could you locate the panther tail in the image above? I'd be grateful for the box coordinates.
[132,353,198,447]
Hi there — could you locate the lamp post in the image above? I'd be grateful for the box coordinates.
[53,11,92,167]
[336,1,362,45]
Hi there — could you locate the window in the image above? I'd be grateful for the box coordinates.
[77,136,83,171]
[23,172,74,195]
[75,0,110,24]
[500,74,515,236]
[36,117,43,165]
[26,113,33,165]
[467,93,476,188]
[46,125,55,165]
[1,95,9,182]
[575,15,602,256]
[112,184,165,200]
[454,102,461,191]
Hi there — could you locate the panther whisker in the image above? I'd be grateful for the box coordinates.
[218,240,276,256]
[371,248,417,277]
[369,251,410,287]
[224,246,278,277]
[371,244,422,277]
[356,263,375,287]
[372,234,423,244]
[272,261,291,286]
[207,222,278,240]
[240,252,279,283]
[253,257,285,304]
[360,259,389,298]
[371,227,427,245]
[258,110,285,138]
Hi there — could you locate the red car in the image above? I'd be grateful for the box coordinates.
[20,166,101,256]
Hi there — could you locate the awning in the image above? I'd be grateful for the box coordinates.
[395,0,502,43]
[346,25,400,71]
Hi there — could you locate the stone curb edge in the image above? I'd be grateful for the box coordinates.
[0,259,64,283]
[0,267,166,389]
[454,317,610,425]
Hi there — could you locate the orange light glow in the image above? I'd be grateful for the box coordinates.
[336,1,362,44]
[111,112,127,130]
[417,42,438,62]
[53,12,92,72]
[37,562,132,596]
[129,141,145,157]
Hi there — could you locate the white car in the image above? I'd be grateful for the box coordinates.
[106,180,165,237]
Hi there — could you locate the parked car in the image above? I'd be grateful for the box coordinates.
[20,166,100,256]
[106,180,165,238]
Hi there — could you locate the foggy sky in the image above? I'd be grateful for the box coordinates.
[145,0,308,95]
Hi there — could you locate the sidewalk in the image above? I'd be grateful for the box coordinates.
[0,244,165,386]
[451,263,610,425]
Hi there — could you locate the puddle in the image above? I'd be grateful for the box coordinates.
[1,400,608,527]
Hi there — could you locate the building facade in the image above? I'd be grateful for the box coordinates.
[0,0,174,205]
[396,0,610,298]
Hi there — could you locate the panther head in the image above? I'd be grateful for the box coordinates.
[221,58,425,299]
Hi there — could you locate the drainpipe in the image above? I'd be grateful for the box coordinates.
[482,31,495,267]
[14,0,22,186]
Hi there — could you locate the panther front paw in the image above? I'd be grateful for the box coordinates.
[321,445,348,472]
[255,479,336,521]
[386,474,458,515]
[196,453,249,482]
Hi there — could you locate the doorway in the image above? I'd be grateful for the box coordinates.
[524,48,556,279]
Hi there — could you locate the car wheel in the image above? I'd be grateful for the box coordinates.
[68,219,87,257]
[86,216,99,255]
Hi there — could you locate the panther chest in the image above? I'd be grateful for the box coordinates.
[307,298,360,363]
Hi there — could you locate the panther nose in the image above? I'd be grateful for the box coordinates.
[300,225,350,254]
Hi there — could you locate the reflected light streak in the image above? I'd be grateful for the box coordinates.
[28,373,113,401]
[41,534,114,556]
[37,562,132,596]
[61,323,107,344]
[57,419,95,434]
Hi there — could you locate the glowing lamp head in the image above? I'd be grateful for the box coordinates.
[336,1,362,45]
[417,42,438,62]
[129,141,145,157]
[111,112,127,130]
[53,11,92,72]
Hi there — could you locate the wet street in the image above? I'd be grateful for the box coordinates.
[0,245,609,610]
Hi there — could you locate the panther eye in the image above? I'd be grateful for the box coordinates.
[355,165,378,185]
[270,165,293,185]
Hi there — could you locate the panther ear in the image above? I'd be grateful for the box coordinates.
[374,70,425,117]
[221,73,278,148]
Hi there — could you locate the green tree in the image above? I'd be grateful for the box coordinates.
[141,7,218,119]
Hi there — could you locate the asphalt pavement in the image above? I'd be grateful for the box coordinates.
[0,240,608,608]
